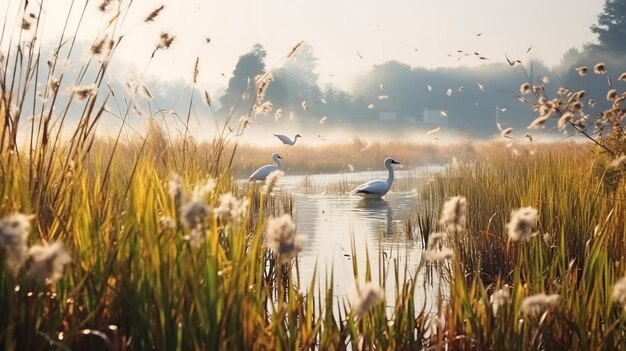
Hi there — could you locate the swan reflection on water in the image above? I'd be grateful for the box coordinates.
[353,198,395,236]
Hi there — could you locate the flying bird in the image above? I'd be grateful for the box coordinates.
[273,133,301,146]
[351,158,400,198]
[301,100,309,112]
[249,153,284,181]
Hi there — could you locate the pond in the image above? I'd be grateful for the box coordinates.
[272,165,447,310]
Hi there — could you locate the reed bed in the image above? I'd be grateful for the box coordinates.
[3,1,626,350]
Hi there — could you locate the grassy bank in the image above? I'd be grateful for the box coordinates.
[3,1,626,350]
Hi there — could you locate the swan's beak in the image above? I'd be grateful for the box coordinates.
[391,160,400,165]
[278,155,283,159]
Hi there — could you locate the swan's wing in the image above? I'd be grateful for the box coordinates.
[249,165,277,181]
[351,180,389,196]
[274,134,289,144]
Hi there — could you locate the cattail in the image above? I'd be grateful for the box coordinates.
[48,77,60,96]
[619,72,626,81]
[439,196,467,232]
[180,201,211,230]
[319,116,327,124]
[301,100,309,112]
[157,32,175,50]
[607,88,617,101]
[254,101,273,116]
[557,87,569,96]
[426,232,447,249]
[568,101,583,111]
[91,35,114,58]
[27,241,71,282]
[528,115,551,129]
[145,5,165,22]
[262,170,284,196]
[266,214,305,262]
[71,85,98,100]
[525,133,533,142]
[98,0,113,12]
[613,276,626,308]
[193,57,199,84]
[575,66,588,76]
[168,173,185,201]
[215,193,249,225]
[378,95,389,100]
[506,207,538,241]
[0,213,33,275]
[490,285,510,314]
[255,72,273,103]
[423,247,454,262]
[609,155,626,168]
[204,91,212,107]
[520,293,558,316]
[594,63,606,74]
[520,83,531,95]
[349,281,385,317]
[159,216,176,229]
[540,76,550,84]
[557,111,573,129]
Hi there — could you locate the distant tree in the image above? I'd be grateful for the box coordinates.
[591,0,626,54]
[219,44,267,114]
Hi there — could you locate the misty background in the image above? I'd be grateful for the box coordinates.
[7,0,626,144]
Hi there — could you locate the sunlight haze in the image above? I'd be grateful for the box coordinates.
[2,0,605,92]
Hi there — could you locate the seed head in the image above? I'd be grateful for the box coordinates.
[520,293,559,316]
[490,285,510,315]
[215,192,249,225]
[423,247,454,262]
[263,170,284,196]
[557,112,573,129]
[506,207,538,241]
[575,66,588,76]
[71,85,98,101]
[609,155,626,168]
[254,101,273,116]
[266,214,305,262]
[520,83,531,95]
[612,276,626,308]
[439,196,467,232]
[594,63,606,74]
[0,213,33,275]
[145,5,165,22]
[607,89,617,101]
[27,241,71,282]
[349,281,385,317]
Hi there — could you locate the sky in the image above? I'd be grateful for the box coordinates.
[1,0,606,94]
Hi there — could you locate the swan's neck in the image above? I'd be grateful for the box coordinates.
[275,158,284,170]
[386,163,395,184]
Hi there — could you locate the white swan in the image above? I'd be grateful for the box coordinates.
[274,133,302,146]
[351,157,400,198]
[249,153,284,181]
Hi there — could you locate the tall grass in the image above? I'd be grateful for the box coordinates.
[3,1,626,350]
[426,143,626,349]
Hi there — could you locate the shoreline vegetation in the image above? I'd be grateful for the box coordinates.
[2,1,626,350]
